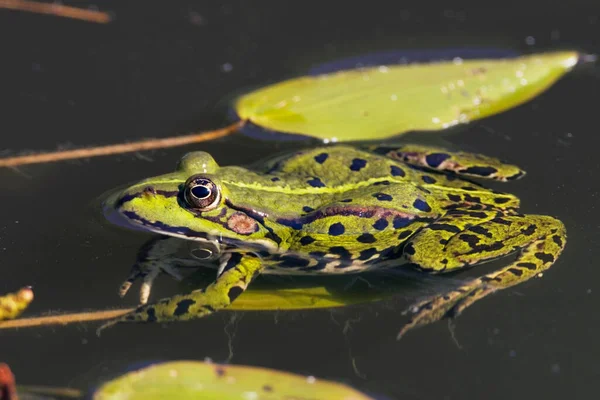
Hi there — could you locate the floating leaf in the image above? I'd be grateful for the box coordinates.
[235,51,580,141]
[185,270,409,312]
[307,47,519,75]
[93,361,375,400]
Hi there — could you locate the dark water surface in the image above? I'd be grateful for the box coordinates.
[2,2,600,399]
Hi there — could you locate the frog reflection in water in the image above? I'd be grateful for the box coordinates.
[103,144,566,337]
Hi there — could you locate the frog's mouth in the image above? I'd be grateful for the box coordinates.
[104,188,278,253]
[102,189,213,240]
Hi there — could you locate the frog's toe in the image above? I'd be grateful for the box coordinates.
[398,284,485,339]
[450,286,497,318]
[118,260,187,304]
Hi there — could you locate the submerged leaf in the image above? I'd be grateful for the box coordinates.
[182,266,442,312]
[93,361,375,400]
[235,51,580,141]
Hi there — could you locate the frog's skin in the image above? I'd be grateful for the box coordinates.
[101,144,566,337]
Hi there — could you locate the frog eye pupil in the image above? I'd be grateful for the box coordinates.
[184,176,220,211]
[191,185,211,199]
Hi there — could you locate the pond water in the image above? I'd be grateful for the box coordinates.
[2,2,599,399]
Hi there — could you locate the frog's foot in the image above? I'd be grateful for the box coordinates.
[99,253,262,335]
[368,144,525,181]
[398,213,566,339]
[398,282,496,339]
[118,259,201,304]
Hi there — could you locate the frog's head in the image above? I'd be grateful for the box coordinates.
[110,151,278,251]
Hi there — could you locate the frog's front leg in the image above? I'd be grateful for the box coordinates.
[118,236,221,304]
[99,252,262,333]
[398,210,566,338]
[369,144,525,181]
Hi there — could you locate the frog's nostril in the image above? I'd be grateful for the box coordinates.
[142,186,157,198]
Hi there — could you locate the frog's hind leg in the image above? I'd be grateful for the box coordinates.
[398,213,566,339]
[98,253,262,334]
[369,144,525,181]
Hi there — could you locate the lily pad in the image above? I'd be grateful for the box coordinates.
[234,51,580,141]
[93,361,375,400]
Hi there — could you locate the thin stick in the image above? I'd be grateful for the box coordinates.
[0,0,111,23]
[0,121,243,168]
[17,385,82,398]
[0,308,134,329]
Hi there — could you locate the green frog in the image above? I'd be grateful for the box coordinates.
[101,144,566,337]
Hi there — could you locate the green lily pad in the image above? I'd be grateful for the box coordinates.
[93,361,375,400]
[235,51,580,141]
[181,265,441,312]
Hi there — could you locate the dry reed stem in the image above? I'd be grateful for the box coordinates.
[0,122,243,168]
[0,0,111,23]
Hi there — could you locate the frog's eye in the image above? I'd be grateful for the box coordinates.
[184,176,220,211]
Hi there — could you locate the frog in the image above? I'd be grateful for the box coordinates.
[100,144,566,338]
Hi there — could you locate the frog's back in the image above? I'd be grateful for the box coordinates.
[258,145,406,186]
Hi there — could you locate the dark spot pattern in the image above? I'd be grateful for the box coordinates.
[463,194,482,203]
[328,222,345,236]
[358,247,377,260]
[517,262,538,270]
[350,158,367,171]
[469,225,493,237]
[145,307,157,322]
[173,299,196,316]
[221,252,243,276]
[404,243,416,255]
[552,235,563,247]
[393,216,411,228]
[340,198,353,203]
[300,236,315,245]
[535,252,555,264]
[464,211,488,219]
[227,286,244,302]
[302,206,314,213]
[459,233,480,247]
[271,177,280,182]
[374,193,393,201]
[279,255,311,268]
[373,218,388,230]
[461,166,498,177]
[425,153,451,168]
[314,153,329,164]
[520,225,536,236]
[430,223,461,233]
[357,233,377,243]
[307,177,326,187]
[309,251,326,259]
[448,194,461,202]
[508,267,524,276]
[329,246,352,259]
[390,165,405,177]
[413,199,432,212]
[494,197,510,204]
[422,175,437,184]
[398,230,412,240]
